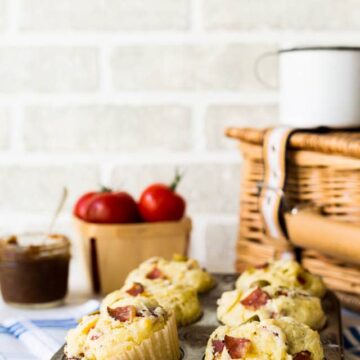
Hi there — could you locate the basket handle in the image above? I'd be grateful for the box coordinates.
[285,208,360,265]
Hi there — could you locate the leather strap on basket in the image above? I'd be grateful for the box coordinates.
[260,127,295,243]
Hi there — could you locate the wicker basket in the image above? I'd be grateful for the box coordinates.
[227,127,360,310]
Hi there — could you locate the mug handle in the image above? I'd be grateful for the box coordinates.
[254,51,278,89]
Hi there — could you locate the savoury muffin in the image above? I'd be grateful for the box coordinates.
[217,285,326,330]
[102,281,202,327]
[65,296,179,360]
[125,255,215,293]
[65,313,100,359]
[205,317,323,360]
[235,260,326,298]
[275,317,324,360]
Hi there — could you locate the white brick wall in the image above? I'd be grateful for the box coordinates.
[0,109,10,149]
[18,0,191,31]
[205,105,278,150]
[0,165,99,212]
[0,1,357,280]
[111,44,277,91]
[204,0,360,31]
[0,47,99,93]
[0,1,6,31]
[23,105,192,152]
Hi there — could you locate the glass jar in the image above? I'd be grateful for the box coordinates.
[0,233,70,308]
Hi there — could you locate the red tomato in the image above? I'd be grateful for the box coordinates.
[139,173,186,222]
[74,192,97,220]
[74,190,140,224]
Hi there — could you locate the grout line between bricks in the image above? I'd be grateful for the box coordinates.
[0,92,279,105]
[6,0,19,34]
[192,103,207,152]
[0,151,242,166]
[190,0,203,33]
[0,31,359,46]
[188,215,207,265]
[9,106,24,152]
[99,46,113,94]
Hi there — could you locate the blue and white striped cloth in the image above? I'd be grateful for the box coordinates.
[0,299,99,360]
[0,303,359,359]
[344,326,360,359]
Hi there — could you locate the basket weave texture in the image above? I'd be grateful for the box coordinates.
[226,127,360,303]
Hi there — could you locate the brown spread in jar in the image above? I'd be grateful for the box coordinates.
[0,233,70,307]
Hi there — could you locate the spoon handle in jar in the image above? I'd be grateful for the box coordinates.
[47,187,68,235]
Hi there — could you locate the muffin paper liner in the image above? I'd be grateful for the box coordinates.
[121,313,180,360]
[65,313,179,360]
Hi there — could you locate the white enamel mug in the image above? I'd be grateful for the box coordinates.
[258,47,360,128]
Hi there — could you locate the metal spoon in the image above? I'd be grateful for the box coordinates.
[46,187,68,239]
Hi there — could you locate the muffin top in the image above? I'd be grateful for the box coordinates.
[217,285,326,330]
[125,255,215,293]
[205,317,323,360]
[235,260,326,298]
[101,280,202,326]
[275,317,324,359]
[65,296,168,360]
